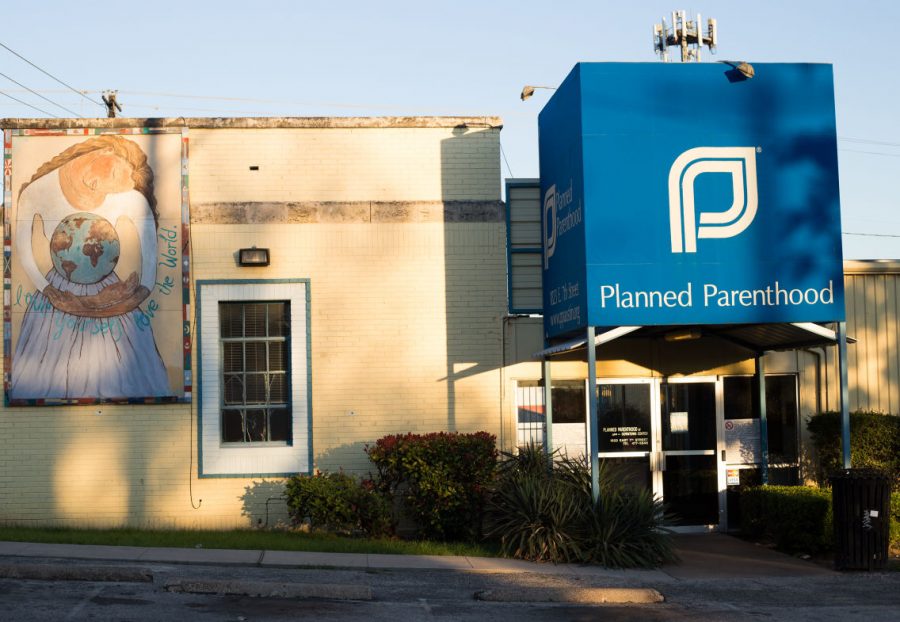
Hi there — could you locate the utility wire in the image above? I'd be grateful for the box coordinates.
[839,136,900,148]
[0,89,56,117]
[843,231,900,238]
[0,69,81,117]
[116,88,401,110]
[121,102,276,116]
[500,142,514,178]
[838,148,900,159]
[0,40,103,109]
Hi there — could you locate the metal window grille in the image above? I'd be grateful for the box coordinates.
[516,381,546,447]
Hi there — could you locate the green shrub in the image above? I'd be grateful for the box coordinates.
[742,486,900,554]
[740,485,832,553]
[892,492,900,550]
[366,431,497,540]
[284,471,393,537]
[484,445,677,568]
[807,411,900,489]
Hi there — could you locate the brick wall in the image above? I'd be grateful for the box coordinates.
[0,122,506,528]
[189,127,500,203]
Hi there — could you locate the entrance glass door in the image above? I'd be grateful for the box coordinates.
[659,379,724,527]
[597,378,726,529]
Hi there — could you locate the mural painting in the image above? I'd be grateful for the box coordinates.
[4,130,190,403]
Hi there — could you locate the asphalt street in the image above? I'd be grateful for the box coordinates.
[0,535,896,621]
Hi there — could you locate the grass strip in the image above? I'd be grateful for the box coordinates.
[0,527,499,558]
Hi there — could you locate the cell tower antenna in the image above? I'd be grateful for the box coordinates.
[653,11,717,62]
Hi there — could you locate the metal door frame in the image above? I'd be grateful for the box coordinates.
[596,376,727,532]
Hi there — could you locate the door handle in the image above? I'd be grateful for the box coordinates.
[721,449,726,462]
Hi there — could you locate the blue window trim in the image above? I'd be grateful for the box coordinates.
[196,278,313,479]
[505,178,544,315]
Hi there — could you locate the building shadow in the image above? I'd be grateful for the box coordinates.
[439,125,506,435]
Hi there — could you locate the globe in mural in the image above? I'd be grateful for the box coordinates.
[50,212,120,285]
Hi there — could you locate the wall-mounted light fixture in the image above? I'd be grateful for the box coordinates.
[238,247,270,266]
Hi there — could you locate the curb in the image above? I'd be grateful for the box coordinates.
[165,579,374,601]
[474,587,665,604]
[0,563,153,583]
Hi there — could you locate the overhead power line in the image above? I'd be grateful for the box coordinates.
[500,143,514,178]
[0,89,56,118]
[839,148,900,159]
[115,89,408,111]
[842,231,900,238]
[839,136,900,148]
[0,69,81,117]
[0,40,103,109]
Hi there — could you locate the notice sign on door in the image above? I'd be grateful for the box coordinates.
[670,411,689,433]
[600,425,650,451]
[726,468,741,486]
[724,419,761,464]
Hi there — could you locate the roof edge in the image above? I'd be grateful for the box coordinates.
[0,116,503,130]
[844,259,900,274]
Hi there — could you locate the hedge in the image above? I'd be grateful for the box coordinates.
[742,486,900,553]
[740,485,833,553]
[893,492,900,549]
[807,411,900,490]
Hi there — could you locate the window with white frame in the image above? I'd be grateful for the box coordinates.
[199,280,311,477]
[515,379,586,455]
[220,301,291,444]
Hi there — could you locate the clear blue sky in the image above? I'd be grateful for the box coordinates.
[1,1,897,258]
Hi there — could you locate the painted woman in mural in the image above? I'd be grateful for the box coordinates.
[11,135,171,399]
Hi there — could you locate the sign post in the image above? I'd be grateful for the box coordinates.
[586,327,599,502]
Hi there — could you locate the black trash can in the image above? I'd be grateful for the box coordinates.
[830,469,891,571]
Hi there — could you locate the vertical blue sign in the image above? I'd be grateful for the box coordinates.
[539,63,845,341]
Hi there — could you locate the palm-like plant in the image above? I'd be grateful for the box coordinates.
[485,445,678,568]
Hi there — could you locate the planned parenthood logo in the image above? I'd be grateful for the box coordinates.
[543,183,557,268]
[543,180,579,269]
[668,147,758,253]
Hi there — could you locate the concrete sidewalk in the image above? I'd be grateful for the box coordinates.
[0,533,834,582]
[0,539,662,580]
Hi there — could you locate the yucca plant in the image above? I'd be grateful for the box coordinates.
[558,454,677,568]
[485,446,677,568]
[494,441,553,482]
[486,474,583,562]
[579,486,677,568]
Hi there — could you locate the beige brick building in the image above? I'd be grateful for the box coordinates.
[0,116,896,533]
[0,117,507,528]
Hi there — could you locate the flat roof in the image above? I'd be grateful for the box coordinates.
[0,116,503,130]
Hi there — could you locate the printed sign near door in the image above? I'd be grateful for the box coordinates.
[600,424,651,451]
[724,419,761,464]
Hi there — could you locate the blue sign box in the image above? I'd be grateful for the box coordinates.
[539,63,845,340]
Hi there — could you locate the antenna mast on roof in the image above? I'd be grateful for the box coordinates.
[653,11,717,62]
